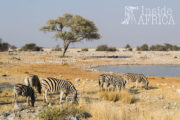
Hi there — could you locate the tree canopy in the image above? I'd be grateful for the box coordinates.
[40,13,101,56]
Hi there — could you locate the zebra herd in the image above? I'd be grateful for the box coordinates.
[13,73,149,107]
[98,73,149,91]
[14,75,78,107]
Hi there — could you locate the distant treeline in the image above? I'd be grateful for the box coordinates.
[136,43,180,51]
[0,38,16,52]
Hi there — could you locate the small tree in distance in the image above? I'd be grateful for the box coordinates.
[40,13,101,56]
[125,44,132,51]
[137,44,149,51]
[125,44,131,49]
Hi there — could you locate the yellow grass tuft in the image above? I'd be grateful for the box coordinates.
[0,89,13,97]
[99,90,136,104]
[85,101,126,120]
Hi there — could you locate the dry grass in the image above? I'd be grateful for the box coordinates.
[99,90,137,104]
[85,101,180,120]
[0,52,180,120]
[86,101,124,120]
[0,89,13,97]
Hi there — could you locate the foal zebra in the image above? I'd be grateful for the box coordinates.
[14,84,35,107]
[99,74,125,91]
[24,74,41,94]
[41,77,78,104]
[123,73,149,89]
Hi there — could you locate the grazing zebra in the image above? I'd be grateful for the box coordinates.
[14,84,35,107]
[123,73,149,89]
[98,74,125,91]
[24,74,41,94]
[41,77,78,104]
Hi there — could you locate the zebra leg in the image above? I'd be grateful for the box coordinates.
[44,90,48,103]
[59,91,64,104]
[118,85,121,92]
[64,93,68,102]
[14,93,17,105]
[106,83,110,91]
[26,97,28,105]
[100,83,103,91]
[27,97,30,106]
[125,80,129,89]
[136,80,139,88]
[113,85,116,91]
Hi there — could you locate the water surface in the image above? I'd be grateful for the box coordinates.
[95,65,180,77]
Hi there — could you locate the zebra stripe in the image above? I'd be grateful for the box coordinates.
[41,77,78,104]
[123,73,149,89]
[14,84,35,107]
[98,74,125,91]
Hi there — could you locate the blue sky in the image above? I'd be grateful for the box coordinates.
[0,0,179,48]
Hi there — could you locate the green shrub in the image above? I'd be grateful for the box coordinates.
[128,48,132,51]
[96,45,117,52]
[0,42,9,51]
[53,45,61,51]
[125,44,132,51]
[39,103,85,120]
[125,44,131,49]
[21,43,43,51]
[107,47,117,52]
[81,48,88,51]
[140,44,149,51]
[96,44,108,51]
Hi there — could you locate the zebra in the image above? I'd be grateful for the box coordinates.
[123,73,149,89]
[98,74,126,91]
[24,74,41,94]
[41,77,78,104]
[14,84,36,107]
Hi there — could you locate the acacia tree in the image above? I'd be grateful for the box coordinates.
[40,13,101,56]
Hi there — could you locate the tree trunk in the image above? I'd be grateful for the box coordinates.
[62,41,70,56]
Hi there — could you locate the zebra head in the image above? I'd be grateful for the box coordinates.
[72,92,78,104]
[31,89,36,107]
[142,75,149,90]
[145,81,149,90]
[33,75,41,94]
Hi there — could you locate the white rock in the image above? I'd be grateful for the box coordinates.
[176,89,180,93]
[14,104,24,111]
[75,78,80,82]
[174,102,178,106]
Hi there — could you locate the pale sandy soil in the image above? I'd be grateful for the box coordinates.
[0,50,180,119]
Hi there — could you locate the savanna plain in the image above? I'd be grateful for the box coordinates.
[0,49,180,120]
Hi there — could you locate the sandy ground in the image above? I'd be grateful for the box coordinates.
[0,50,180,119]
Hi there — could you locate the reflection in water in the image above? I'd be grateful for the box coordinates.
[95,65,180,77]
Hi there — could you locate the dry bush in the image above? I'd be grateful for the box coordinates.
[85,101,180,120]
[86,101,125,120]
[0,89,13,97]
[99,90,136,104]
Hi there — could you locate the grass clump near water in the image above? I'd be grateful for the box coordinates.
[81,48,88,51]
[99,90,136,104]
